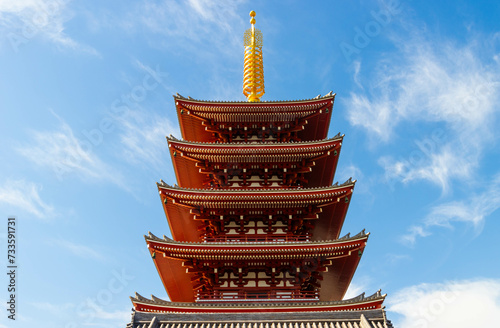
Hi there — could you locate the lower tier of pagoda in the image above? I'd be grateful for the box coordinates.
[130,290,386,314]
[127,303,395,328]
[146,231,367,303]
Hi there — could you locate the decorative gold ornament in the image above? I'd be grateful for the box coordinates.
[243,11,265,102]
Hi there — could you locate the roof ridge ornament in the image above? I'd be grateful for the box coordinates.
[340,177,354,186]
[243,11,265,102]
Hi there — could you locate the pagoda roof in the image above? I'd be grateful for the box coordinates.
[157,180,355,242]
[168,133,342,148]
[130,289,385,314]
[146,230,368,259]
[174,93,335,143]
[174,92,335,105]
[146,231,367,303]
[167,135,343,189]
[158,178,354,199]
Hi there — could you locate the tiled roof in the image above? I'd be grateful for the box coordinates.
[126,307,393,328]
[146,230,368,261]
[167,134,343,148]
[173,92,335,104]
[157,178,355,193]
[146,229,368,246]
[131,290,385,310]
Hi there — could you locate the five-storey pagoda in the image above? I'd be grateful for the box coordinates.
[127,11,393,328]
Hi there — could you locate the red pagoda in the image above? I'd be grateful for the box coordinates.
[126,11,392,328]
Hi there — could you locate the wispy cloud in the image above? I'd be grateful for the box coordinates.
[336,164,375,195]
[32,301,74,313]
[343,276,373,300]
[384,253,411,266]
[345,33,500,192]
[31,301,130,327]
[112,1,252,100]
[135,0,246,55]
[0,0,97,54]
[400,225,430,245]
[117,111,178,170]
[401,173,500,245]
[113,107,180,173]
[389,279,500,327]
[337,164,363,182]
[49,238,105,261]
[102,60,180,177]
[343,281,368,300]
[17,111,127,189]
[346,35,499,141]
[0,179,54,219]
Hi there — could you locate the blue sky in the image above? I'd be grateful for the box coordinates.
[0,0,499,327]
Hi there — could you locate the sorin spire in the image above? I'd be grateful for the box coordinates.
[243,11,265,102]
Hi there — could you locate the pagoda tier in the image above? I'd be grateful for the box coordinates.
[174,93,335,143]
[168,135,343,189]
[146,231,368,303]
[131,290,386,314]
[158,181,354,243]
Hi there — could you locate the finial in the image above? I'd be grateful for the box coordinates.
[250,11,256,24]
[243,11,265,102]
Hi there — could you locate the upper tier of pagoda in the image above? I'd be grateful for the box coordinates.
[157,180,354,243]
[174,93,335,143]
[168,134,343,189]
[146,230,367,303]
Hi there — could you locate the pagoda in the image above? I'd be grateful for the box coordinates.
[126,11,393,328]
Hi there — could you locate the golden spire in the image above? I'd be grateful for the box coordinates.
[243,11,264,102]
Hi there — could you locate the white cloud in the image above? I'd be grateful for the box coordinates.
[0,0,97,54]
[343,282,367,300]
[347,93,394,142]
[343,276,373,300]
[114,108,180,173]
[49,238,105,261]
[401,173,500,245]
[131,0,246,57]
[389,279,500,327]
[337,164,363,182]
[32,301,74,313]
[91,308,130,322]
[0,179,54,219]
[31,301,130,327]
[115,1,252,101]
[346,34,500,192]
[400,225,431,246]
[384,253,411,265]
[17,112,127,189]
[336,164,373,195]
[352,60,363,89]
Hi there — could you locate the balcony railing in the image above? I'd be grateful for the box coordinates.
[203,235,310,243]
[196,289,319,302]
